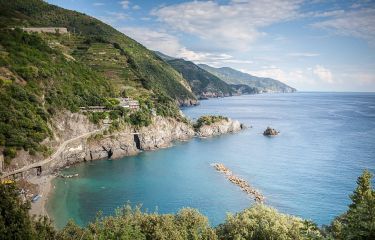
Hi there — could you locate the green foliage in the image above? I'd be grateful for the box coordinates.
[165,58,234,97]
[88,112,107,124]
[2,172,375,240]
[0,0,197,103]
[154,92,181,119]
[0,0,198,162]
[0,29,113,158]
[327,170,375,240]
[58,205,216,240]
[129,109,152,127]
[216,204,322,240]
[194,115,228,130]
[0,183,56,240]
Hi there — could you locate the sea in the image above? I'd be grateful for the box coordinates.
[47,92,375,229]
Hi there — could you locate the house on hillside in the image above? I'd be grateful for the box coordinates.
[117,98,140,110]
[14,27,69,34]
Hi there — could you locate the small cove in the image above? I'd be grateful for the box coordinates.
[47,92,375,229]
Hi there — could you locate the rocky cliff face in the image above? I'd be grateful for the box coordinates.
[195,119,245,138]
[2,113,244,177]
[4,111,99,172]
[45,116,195,172]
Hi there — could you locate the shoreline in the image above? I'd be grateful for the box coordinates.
[28,174,55,218]
[16,116,245,221]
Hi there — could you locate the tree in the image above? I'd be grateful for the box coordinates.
[0,183,34,240]
[328,170,375,240]
[350,170,374,208]
[216,204,322,240]
[0,182,55,240]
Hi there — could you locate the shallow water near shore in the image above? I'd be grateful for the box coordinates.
[47,92,375,229]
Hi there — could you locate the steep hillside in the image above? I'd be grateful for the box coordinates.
[165,58,234,98]
[155,52,258,97]
[0,0,197,164]
[0,0,196,104]
[199,64,296,93]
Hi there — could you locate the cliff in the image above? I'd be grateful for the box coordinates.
[1,112,244,179]
[195,118,244,138]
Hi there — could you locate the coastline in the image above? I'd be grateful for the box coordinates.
[29,175,55,217]
[8,115,244,220]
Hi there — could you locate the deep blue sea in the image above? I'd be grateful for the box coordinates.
[47,92,375,229]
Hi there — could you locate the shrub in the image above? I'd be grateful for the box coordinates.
[216,204,322,240]
[194,115,228,130]
[129,109,152,127]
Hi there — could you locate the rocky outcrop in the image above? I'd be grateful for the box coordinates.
[178,99,199,107]
[43,116,195,172]
[196,118,245,138]
[4,111,99,172]
[2,114,244,178]
[263,127,279,136]
[138,117,195,150]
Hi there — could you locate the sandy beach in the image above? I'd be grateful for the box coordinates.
[28,175,55,217]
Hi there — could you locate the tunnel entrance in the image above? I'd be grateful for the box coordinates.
[36,166,42,176]
[134,134,141,150]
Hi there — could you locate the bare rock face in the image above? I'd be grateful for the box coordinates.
[196,119,245,138]
[138,116,195,150]
[46,116,196,172]
[51,111,99,143]
[4,111,98,171]
[178,99,199,107]
[2,113,245,177]
[263,127,279,136]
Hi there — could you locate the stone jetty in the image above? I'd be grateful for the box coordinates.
[212,163,265,203]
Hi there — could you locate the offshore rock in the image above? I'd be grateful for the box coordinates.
[263,127,279,136]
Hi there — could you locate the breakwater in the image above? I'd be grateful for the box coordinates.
[212,163,265,203]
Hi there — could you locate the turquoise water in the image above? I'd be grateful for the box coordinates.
[47,92,375,229]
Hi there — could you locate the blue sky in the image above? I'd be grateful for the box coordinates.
[47,0,375,91]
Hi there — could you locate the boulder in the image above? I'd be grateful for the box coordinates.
[263,127,279,136]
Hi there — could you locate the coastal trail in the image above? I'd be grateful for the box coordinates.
[1,127,107,179]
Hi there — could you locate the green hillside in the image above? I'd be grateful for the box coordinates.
[0,0,196,163]
[199,64,296,93]
[155,52,258,97]
[165,58,234,98]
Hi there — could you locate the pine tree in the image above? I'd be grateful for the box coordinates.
[338,170,375,240]
[350,170,373,208]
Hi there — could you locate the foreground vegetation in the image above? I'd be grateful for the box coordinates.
[1,170,374,239]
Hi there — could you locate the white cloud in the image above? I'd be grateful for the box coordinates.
[245,67,314,88]
[120,27,251,66]
[313,65,333,83]
[288,52,320,57]
[120,27,182,56]
[133,5,140,10]
[119,0,130,9]
[151,0,302,51]
[312,7,375,45]
[107,11,129,20]
[93,2,104,7]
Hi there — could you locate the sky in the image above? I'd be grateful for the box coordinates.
[46,0,375,92]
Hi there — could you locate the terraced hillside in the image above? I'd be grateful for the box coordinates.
[0,0,197,165]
